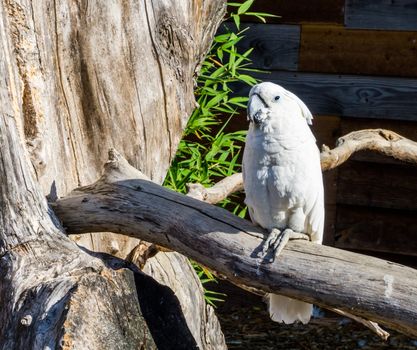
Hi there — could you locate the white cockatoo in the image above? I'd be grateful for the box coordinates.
[242,82,324,324]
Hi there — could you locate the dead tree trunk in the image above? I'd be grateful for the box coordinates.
[0,0,227,348]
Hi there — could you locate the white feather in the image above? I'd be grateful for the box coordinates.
[243,82,324,324]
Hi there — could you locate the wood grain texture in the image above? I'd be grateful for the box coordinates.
[5,0,225,190]
[233,71,417,120]
[335,205,417,257]
[3,0,225,259]
[0,1,228,348]
[237,23,300,71]
[337,160,417,210]
[233,0,344,24]
[0,102,157,349]
[300,25,417,77]
[333,120,417,257]
[311,116,342,246]
[345,0,417,31]
[52,151,417,338]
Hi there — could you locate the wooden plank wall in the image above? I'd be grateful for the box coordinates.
[231,1,417,259]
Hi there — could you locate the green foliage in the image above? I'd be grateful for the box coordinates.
[163,1,276,305]
[228,0,279,29]
[191,261,226,308]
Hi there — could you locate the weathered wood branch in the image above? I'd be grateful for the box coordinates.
[331,308,390,340]
[53,150,417,338]
[320,128,417,170]
[187,173,244,203]
[185,129,417,204]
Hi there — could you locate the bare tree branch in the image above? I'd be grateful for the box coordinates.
[52,149,417,339]
[331,309,390,340]
[320,129,417,171]
[187,173,244,203]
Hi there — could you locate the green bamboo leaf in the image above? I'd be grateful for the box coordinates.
[214,33,231,43]
[227,2,242,7]
[245,12,280,18]
[205,91,228,109]
[217,47,223,61]
[238,73,258,85]
[232,14,240,30]
[238,0,254,15]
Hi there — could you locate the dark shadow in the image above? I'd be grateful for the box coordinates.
[46,180,58,202]
[79,248,199,350]
[133,268,199,350]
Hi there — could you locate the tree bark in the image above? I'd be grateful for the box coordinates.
[0,101,158,350]
[1,0,227,348]
[53,150,417,338]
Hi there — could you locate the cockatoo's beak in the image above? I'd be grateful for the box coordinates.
[248,93,268,124]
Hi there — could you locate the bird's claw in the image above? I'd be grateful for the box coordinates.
[259,228,310,263]
[261,228,280,256]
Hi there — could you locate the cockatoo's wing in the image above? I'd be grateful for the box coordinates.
[303,147,325,244]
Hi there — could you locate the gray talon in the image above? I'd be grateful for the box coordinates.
[261,228,311,262]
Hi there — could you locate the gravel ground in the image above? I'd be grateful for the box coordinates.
[212,281,417,350]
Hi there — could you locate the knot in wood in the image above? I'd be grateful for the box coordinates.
[156,12,192,82]
[336,137,346,146]
[20,314,32,326]
[321,144,330,152]
[378,129,400,142]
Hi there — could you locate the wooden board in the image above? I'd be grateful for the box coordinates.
[345,0,417,31]
[323,175,338,246]
[238,23,299,71]
[337,161,417,210]
[340,117,417,141]
[311,115,342,148]
[232,71,417,121]
[312,116,342,245]
[232,0,345,25]
[335,204,417,256]
[299,25,417,78]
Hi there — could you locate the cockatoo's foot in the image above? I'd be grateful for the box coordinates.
[260,228,310,262]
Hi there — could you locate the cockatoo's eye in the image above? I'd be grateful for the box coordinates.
[274,96,280,101]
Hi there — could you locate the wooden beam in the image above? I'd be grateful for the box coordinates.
[337,160,417,210]
[335,204,417,257]
[299,25,417,78]
[237,23,299,71]
[52,150,417,338]
[311,116,342,246]
[345,0,417,31]
[233,71,417,121]
[234,0,344,24]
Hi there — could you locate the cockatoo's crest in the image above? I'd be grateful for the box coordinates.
[282,89,313,125]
